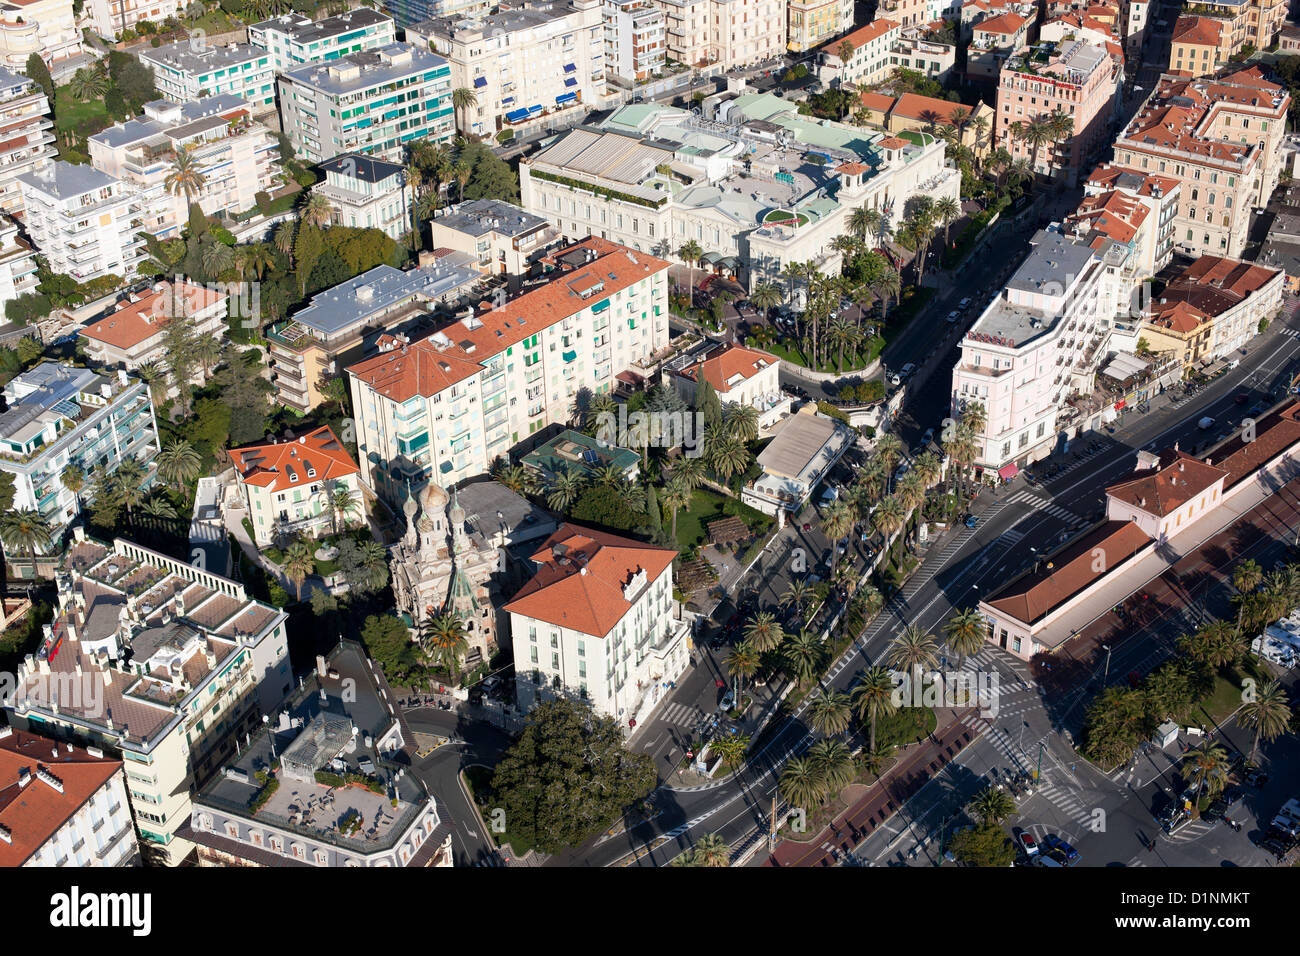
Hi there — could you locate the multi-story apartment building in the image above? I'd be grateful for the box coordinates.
[1140,255,1283,370]
[604,0,666,84]
[85,0,185,41]
[967,11,1032,81]
[665,341,789,429]
[5,531,291,865]
[88,96,281,236]
[649,0,785,69]
[877,0,928,27]
[408,1,604,137]
[184,641,452,867]
[80,282,229,390]
[1111,67,1289,259]
[382,0,491,29]
[428,198,557,280]
[0,214,38,301]
[0,727,141,867]
[950,228,1116,472]
[0,66,55,216]
[139,42,276,110]
[232,425,363,547]
[521,97,960,294]
[959,0,1036,39]
[347,237,670,499]
[17,162,152,282]
[267,256,480,413]
[888,26,957,84]
[0,0,80,73]
[1067,163,1180,289]
[1169,0,1287,60]
[818,18,902,88]
[313,153,410,240]
[507,523,689,725]
[995,40,1123,186]
[0,363,160,549]
[1171,15,1228,77]
[248,10,396,74]
[787,0,854,53]
[277,43,454,164]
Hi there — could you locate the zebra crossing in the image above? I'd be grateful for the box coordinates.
[657,700,706,729]
[960,716,1095,827]
[1003,489,1089,529]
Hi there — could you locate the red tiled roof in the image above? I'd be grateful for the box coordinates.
[878,136,911,150]
[504,523,676,637]
[891,92,975,125]
[1173,15,1222,46]
[832,17,901,52]
[858,91,896,114]
[232,425,360,493]
[1084,164,1180,199]
[81,282,227,351]
[1149,299,1209,333]
[0,730,123,867]
[1105,450,1228,516]
[976,12,1027,34]
[1207,401,1300,489]
[675,343,778,394]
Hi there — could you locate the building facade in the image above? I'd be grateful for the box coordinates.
[313,153,411,240]
[787,0,855,53]
[604,0,666,84]
[85,0,185,40]
[818,18,902,88]
[0,66,55,217]
[138,42,277,110]
[247,9,397,74]
[648,0,785,69]
[427,198,557,280]
[0,214,38,302]
[0,0,80,72]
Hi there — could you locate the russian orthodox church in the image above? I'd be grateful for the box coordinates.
[390,480,502,671]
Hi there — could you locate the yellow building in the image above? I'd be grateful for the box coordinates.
[1169,15,1227,77]
[788,0,855,52]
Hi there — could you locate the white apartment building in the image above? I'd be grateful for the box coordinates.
[428,197,557,278]
[409,0,604,137]
[1068,163,1180,288]
[0,66,55,217]
[85,0,185,40]
[950,229,1116,473]
[347,237,669,500]
[138,42,277,111]
[17,161,151,282]
[5,532,291,865]
[277,43,454,164]
[248,9,397,73]
[0,0,80,73]
[665,341,790,430]
[0,362,160,547]
[787,0,855,54]
[382,0,492,27]
[604,0,666,85]
[506,523,689,726]
[817,18,902,88]
[88,96,281,236]
[0,214,38,302]
[650,0,785,69]
[0,727,140,867]
[313,153,410,240]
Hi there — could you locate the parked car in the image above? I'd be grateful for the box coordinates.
[719,689,736,712]
[920,427,935,447]
[946,310,960,323]
[1198,416,1216,430]
[958,297,972,311]
[1036,847,1068,867]
[1041,834,1080,865]
[964,514,979,529]
[1016,831,1038,857]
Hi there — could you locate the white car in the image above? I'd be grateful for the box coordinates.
[946,310,960,323]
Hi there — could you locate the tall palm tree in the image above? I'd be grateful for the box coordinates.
[328,482,360,535]
[1233,558,1264,636]
[0,509,53,583]
[423,610,470,683]
[69,65,109,101]
[1045,108,1075,175]
[706,432,751,482]
[273,221,297,257]
[934,195,960,250]
[778,755,826,809]
[302,192,333,228]
[1181,740,1230,802]
[61,464,85,512]
[807,690,852,736]
[451,86,479,134]
[744,610,784,654]
[887,623,940,676]
[782,577,814,623]
[165,145,207,207]
[722,402,760,443]
[850,665,896,752]
[848,205,881,243]
[783,630,824,687]
[282,538,315,601]
[405,163,425,252]
[661,477,692,542]
[944,607,987,670]
[750,281,783,317]
[193,334,221,381]
[545,467,585,512]
[201,241,234,280]
[822,499,856,576]
[111,458,148,518]
[1239,680,1293,763]
[724,640,759,699]
[871,495,906,544]
[140,494,178,519]
[675,833,731,866]
[155,438,201,495]
[678,240,702,304]
[875,434,904,491]
[968,786,1017,825]
[807,738,854,793]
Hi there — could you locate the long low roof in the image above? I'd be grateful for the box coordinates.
[757,409,841,479]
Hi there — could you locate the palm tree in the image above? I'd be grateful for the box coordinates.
[744,610,785,654]
[240,242,276,281]
[139,494,178,519]
[1014,117,1052,175]
[778,755,826,810]
[452,161,472,204]
[934,195,960,250]
[872,495,907,545]
[1181,740,1231,802]
[111,458,148,518]
[875,434,903,491]
[155,438,201,495]
[706,432,751,482]
[165,145,207,206]
[495,463,530,495]
[406,163,425,251]
[750,281,782,317]
[807,738,855,794]
[193,334,221,381]
[545,467,585,512]
[670,453,706,492]
[887,623,940,678]
[724,640,759,699]
[61,464,85,511]
[850,665,896,752]
[1233,558,1264,635]
[0,509,53,583]
[944,607,987,670]
[68,65,109,101]
[822,499,856,576]
[1239,680,1292,763]
[783,630,824,687]
[302,192,333,228]
[782,577,814,623]
[722,402,760,443]
[423,610,470,683]
[451,86,479,134]
[328,482,360,535]
[661,477,692,542]
[273,221,296,257]
[807,690,853,736]
[282,538,315,601]
[1045,108,1075,175]
[824,315,858,373]
[675,833,731,866]
[678,239,702,304]
[968,786,1017,825]
[848,205,881,242]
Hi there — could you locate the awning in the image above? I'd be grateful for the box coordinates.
[505,108,529,123]
[564,76,577,87]
[591,297,610,313]
[556,91,577,104]
[997,463,1019,480]
[502,96,514,105]
[473,76,487,88]
[718,256,739,270]
[564,63,576,73]
[699,251,722,265]
[527,103,544,114]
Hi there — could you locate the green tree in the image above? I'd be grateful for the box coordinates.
[743,610,784,654]
[807,690,853,736]
[281,538,315,601]
[0,508,53,582]
[1239,679,1293,763]
[968,786,1017,825]
[943,608,987,671]
[155,438,201,495]
[723,640,759,698]
[850,665,896,752]
[1181,740,1231,802]
[359,614,423,685]
[673,833,730,867]
[165,144,207,206]
[23,53,53,103]
[950,821,1016,867]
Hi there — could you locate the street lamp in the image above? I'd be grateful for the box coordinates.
[1101,643,1112,685]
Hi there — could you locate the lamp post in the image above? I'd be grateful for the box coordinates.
[1102,643,1112,686]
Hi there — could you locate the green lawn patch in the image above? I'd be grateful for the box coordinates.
[674,488,730,550]
[750,335,882,374]
[1195,668,1251,725]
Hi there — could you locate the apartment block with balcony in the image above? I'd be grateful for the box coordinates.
[0,66,55,216]
[604,0,666,84]
[88,96,281,237]
[950,228,1115,472]
[17,161,152,282]
[85,0,185,40]
[888,27,957,83]
[1068,163,1180,287]
[0,214,38,301]
[0,362,161,550]
[248,9,397,74]
[382,0,491,29]
[995,39,1123,187]
[0,0,80,74]
[968,11,1033,81]
[277,43,454,164]
[787,0,854,53]
[428,197,557,282]
[267,256,481,413]
[1112,66,1288,259]
[817,17,902,88]
[313,153,410,241]
[1170,15,1228,77]
[408,0,604,137]
[5,531,292,865]
[347,237,670,500]
[0,727,141,867]
[507,523,688,726]
[1169,0,1287,65]
[139,42,276,110]
[647,0,783,69]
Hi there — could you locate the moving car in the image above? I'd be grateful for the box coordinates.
[964,514,979,529]
[946,310,960,323]
[1198,416,1216,430]
[1041,834,1080,865]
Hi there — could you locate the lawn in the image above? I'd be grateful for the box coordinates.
[183,10,240,35]
[674,488,730,550]
[1194,666,1255,725]
[749,334,884,374]
[54,87,110,135]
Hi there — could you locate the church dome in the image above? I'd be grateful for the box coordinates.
[420,481,449,514]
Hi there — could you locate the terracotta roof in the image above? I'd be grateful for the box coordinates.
[1106,450,1228,516]
[504,523,677,637]
[1068,189,1150,245]
[81,282,228,351]
[976,12,1027,34]
[987,521,1151,625]
[674,343,779,395]
[858,91,896,114]
[835,161,870,175]
[1148,299,1209,333]
[1178,255,1281,300]
[891,92,976,125]
[1084,164,1180,199]
[1173,15,1222,46]
[0,730,124,867]
[348,238,668,403]
[232,425,360,493]
[833,17,901,52]
[1206,401,1300,489]
[878,136,912,150]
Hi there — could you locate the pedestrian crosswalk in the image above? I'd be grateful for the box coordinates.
[1003,490,1089,529]
[657,700,706,729]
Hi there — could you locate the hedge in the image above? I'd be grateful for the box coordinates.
[249,776,280,813]
[530,168,668,209]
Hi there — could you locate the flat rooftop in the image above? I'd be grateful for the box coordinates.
[140,41,268,75]
[286,259,480,338]
[757,409,845,480]
[280,44,448,96]
[17,161,120,200]
[436,198,549,238]
[251,8,392,43]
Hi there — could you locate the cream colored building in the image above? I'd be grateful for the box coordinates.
[787,0,854,54]
[5,532,292,865]
[0,0,80,74]
[818,17,902,88]
[649,0,784,69]
[0,66,54,217]
[85,0,185,40]
[665,341,790,430]
[428,198,558,280]
[313,153,410,241]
